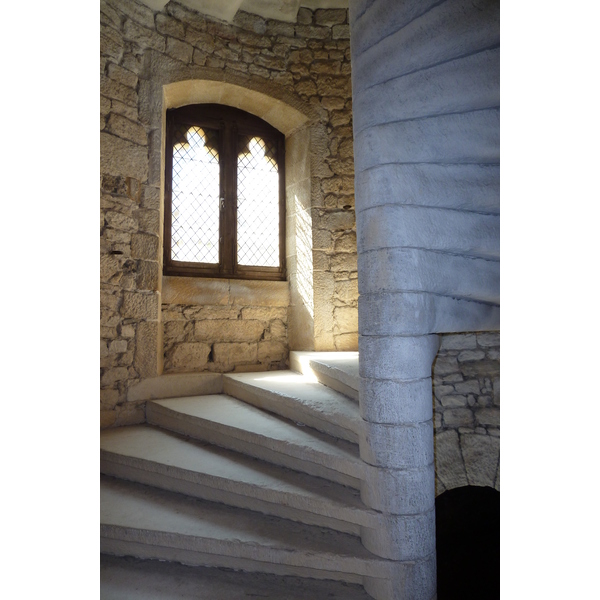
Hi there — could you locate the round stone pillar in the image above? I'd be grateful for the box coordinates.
[349,1,499,599]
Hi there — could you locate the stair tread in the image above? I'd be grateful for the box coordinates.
[101,425,375,527]
[149,394,362,467]
[224,370,361,440]
[308,353,360,391]
[101,554,374,600]
[101,476,389,577]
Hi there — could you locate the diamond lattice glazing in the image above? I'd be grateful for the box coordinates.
[237,136,280,267]
[171,126,220,264]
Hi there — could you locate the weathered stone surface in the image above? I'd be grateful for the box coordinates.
[443,408,474,428]
[240,307,287,321]
[166,36,194,63]
[169,342,211,371]
[475,407,500,427]
[107,63,139,89]
[461,433,500,488]
[123,19,165,51]
[439,395,468,408]
[334,332,358,351]
[458,349,486,362]
[440,333,477,351]
[434,430,468,490]
[452,379,481,395]
[194,320,265,343]
[101,133,148,180]
[101,366,129,387]
[213,342,258,368]
[156,14,185,39]
[315,9,347,27]
[333,305,357,333]
[134,320,161,378]
[257,340,287,362]
[99,0,357,398]
[122,291,159,319]
[131,233,159,260]
[107,113,148,146]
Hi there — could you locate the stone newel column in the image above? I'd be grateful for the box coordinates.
[359,333,439,600]
[349,0,499,598]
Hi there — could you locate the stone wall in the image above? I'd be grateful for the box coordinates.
[100,0,357,427]
[161,277,289,373]
[433,332,500,495]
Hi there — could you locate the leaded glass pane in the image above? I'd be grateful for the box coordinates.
[171,125,220,264]
[237,136,280,267]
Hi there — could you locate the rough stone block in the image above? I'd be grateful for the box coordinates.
[100,387,120,411]
[315,9,347,26]
[164,321,187,346]
[107,63,139,89]
[109,340,128,354]
[106,112,148,146]
[131,233,159,260]
[123,19,165,52]
[162,277,230,306]
[443,408,474,428]
[101,132,148,181]
[333,332,358,351]
[475,406,500,427]
[458,349,486,362]
[361,462,435,515]
[361,509,435,561]
[439,395,468,408]
[360,421,434,469]
[433,355,458,380]
[194,319,265,343]
[230,280,290,307]
[330,252,357,273]
[364,552,437,600]
[100,366,129,387]
[122,291,159,320]
[440,333,478,351]
[134,320,161,378]
[136,260,160,291]
[477,332,500,347]
[258,340,287,362]
[333,305,357,334]
[358,246,499,305]
[169,342,211,371]
[359,334,440,380]
[213,342,258,368]
[434,429,468,490]
[461,433,500,488]
[360,377,433,424]
[155,13,185,38]
[453,379,481,395]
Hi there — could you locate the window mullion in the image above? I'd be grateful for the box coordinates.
[220,121,236,276]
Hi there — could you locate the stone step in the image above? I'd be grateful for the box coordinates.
[101,424,378,535]
[290,351,360,402]
[101,476,391,585]
[100,554,374,600]
[223,370,361,443]
[146,394,364,489]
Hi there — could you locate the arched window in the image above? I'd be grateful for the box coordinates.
[164,104,286,280]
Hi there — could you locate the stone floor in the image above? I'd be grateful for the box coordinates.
[100,554,372,599]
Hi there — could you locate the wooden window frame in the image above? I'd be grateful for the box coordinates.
[164,104,286,281]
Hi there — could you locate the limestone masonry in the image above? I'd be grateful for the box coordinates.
[100,2,500,503]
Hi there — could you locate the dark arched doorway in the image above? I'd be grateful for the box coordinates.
[436,486,500,599]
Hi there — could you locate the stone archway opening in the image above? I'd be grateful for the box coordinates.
[436,485,500,599]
